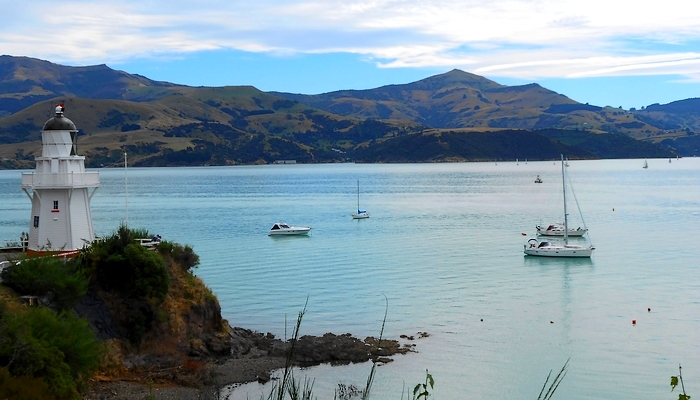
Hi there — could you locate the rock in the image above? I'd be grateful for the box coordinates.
[257,371,271,383]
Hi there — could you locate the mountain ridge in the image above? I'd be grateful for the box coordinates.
[0,56,694,168]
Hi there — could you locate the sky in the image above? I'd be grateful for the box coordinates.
[2,0,700,109]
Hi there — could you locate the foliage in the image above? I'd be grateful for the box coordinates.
[98,109,140,128]
[0,256,88,310]
[0,303,102,399]
[157,241,200,272]
[87,225,169,302]
[671,364,691,400]
[544,104,602,114]
[0,367,53,400]
[412,370,434,400]
[78,224,169,344]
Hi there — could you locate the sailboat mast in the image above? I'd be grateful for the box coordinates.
[561,155,568,244]
[357,180,360,212]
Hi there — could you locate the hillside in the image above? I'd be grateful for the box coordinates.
[272,69,699,143]
[0,56,694,167]
[0,55,184,117]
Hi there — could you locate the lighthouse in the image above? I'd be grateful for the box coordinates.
[21,104,100,256]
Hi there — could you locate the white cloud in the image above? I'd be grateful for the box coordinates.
[2,0,700,80]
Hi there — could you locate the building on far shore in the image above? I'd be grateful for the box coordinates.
[273,160,297,164]
[20,104,100,257]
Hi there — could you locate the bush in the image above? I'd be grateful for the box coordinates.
[88,225,169,302]
[0,256,88,310]
[0,304,102,399]
[0,367,53,400]
[158,241,200,272]
[123,244,169,302]
[78,225,170,344]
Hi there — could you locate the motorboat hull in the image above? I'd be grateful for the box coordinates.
[269,229,311,236]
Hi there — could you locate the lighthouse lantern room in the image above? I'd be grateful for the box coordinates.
[21,104,100,256]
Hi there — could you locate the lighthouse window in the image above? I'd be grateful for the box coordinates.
[53,201,59,210]
[33,216,40,228]
[70,131,78,155]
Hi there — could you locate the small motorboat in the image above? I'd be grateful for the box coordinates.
[268,222,311,236]
[534,175,542,183]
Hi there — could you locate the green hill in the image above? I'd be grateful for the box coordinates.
[0,56,691,167]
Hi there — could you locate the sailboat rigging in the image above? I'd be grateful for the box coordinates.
[524,155,594,258]
[351,180,370,219]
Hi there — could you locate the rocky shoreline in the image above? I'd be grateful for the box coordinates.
[1,251,420,399]
[84,325,418,399]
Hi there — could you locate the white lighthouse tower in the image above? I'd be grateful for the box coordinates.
[21,104,100,256]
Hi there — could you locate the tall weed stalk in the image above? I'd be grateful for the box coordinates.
[265,298,312,400]
[537,358,569,400]
[359,294,388,400]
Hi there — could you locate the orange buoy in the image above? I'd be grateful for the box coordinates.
[632,319,637,325]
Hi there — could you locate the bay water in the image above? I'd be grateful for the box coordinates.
[1,158,699,399]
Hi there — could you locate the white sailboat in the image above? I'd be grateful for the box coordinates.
[525,155,594,258]
[643,159,648,169]
[351,180,370,219]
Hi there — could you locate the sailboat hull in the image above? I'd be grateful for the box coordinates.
[524,244,593,258]
[351,212,370,219]
[537,225,587,237]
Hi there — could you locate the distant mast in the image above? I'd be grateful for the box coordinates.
[21,104,100,256]
[125,151,128,228]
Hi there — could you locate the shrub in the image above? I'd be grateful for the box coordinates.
[88,225,169,302]
[158,241,200,272]
[0,367,53,400]
[123,244,169,302]
[78,225,170,344]
[0,256,88,310]
[0,304,102,399]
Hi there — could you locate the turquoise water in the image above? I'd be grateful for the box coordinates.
[1,159,699,399]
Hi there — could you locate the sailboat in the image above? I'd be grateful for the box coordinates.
[524,155,594,258]
[351,180,370,219]
[643,159,648,169]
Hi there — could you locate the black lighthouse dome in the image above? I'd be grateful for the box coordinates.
[42,103,77,131]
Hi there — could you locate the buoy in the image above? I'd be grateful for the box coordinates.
[632,319,636,325]
[480,319,483,322]
[648,307,651,312]
[612,208,615,211]
[550,320,554,324]
[521,232,527,236]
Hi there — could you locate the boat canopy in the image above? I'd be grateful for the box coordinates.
[271,223,292,230]
[538,241,550,248]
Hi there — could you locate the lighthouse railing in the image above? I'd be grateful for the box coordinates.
[21,171,100,188]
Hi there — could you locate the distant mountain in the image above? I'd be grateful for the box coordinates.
[0,55,184,116]
[0,56,690,168]
[273,70,578,128]
[271,69,700,142]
